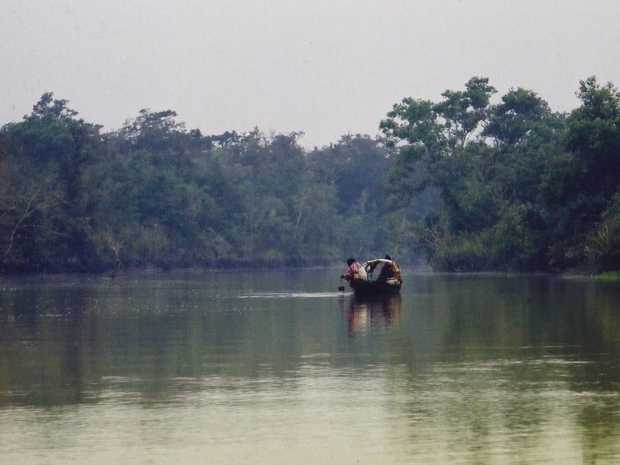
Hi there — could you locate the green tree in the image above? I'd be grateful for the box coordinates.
[307,135,398,258]
[380,78,497,246]
[543,77,620,271]
[0,133,61,271]
[567,77,620,199]
[1,93,106,272]
[381,78,568,271]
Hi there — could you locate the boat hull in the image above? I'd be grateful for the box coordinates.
[349,278,401,296]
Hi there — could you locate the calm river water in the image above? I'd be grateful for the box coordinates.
[1,269,620,464]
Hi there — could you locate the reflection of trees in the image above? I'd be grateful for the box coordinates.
[395,355,620,463]
[2,269,620,441]
[391,275,620,462]
[344,294,401,334]
[1,274,346,407]
[435,276,620,357]
[0,283,92,407]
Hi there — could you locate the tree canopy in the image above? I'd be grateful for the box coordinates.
[2,77,620,274]
[0,97,403,272]
[381,76,620,273]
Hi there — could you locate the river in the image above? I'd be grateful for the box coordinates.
[1,269,619,464]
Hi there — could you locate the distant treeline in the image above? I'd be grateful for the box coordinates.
[0,94,431,273]
[1,75,619,274]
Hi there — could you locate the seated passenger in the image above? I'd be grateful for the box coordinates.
[378,262,395,281]
[378,255,402,283]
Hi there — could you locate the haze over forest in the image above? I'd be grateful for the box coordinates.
[1,75,620,275]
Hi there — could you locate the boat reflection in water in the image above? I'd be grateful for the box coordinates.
[343,294,402,334]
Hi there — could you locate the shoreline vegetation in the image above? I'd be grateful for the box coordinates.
[2,76,620,276]
[593,271,620,281]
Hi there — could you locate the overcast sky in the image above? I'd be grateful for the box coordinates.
[2,0,619,148]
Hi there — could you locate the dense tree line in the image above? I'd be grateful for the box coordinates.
[1,75,619,274]
[382,76,620,273]
[0,94,414,273]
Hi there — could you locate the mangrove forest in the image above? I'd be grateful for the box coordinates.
[1,76,619,274]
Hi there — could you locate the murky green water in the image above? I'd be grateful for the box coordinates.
[1,270,619,464]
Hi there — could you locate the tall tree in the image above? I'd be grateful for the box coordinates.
[543,77,620,270]
[1,93,105,271]
[381,78,568,271]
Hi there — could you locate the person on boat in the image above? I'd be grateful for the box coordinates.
[341,258,367,282]
[377,255,394,281]
[379,255,402,283]
[364,255,389,275]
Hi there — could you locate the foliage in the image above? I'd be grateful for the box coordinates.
[381,76,620,273]
[0,100,404,273]
[2,76,620,274]
[593,271,620,280]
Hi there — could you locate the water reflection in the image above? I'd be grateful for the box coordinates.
[342,294,401,334]
[1,272,620,465]
[0,282,95,407]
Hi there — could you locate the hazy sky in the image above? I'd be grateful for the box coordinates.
[2,0,619,148]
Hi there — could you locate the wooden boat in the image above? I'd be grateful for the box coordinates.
[343,258,402,296]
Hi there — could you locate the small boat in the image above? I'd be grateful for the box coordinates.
[342,258,402,296]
